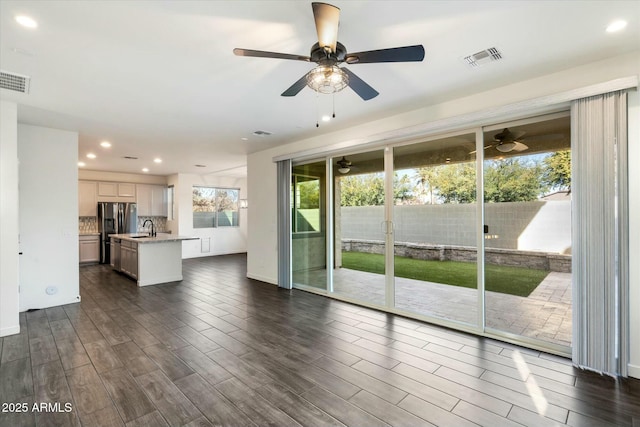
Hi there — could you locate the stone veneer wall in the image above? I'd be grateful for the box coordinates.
[342,239,572,273]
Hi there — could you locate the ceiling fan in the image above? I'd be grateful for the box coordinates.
[470,128,528,154]
[233,2,425,101]
[336,156,352,173]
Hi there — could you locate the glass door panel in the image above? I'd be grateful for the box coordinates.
[333,149,387,306]
[483,114,572,348]
[292,161,327,290]
[393,134,479,326]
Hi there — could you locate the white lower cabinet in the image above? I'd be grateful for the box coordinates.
[79,235,100,263]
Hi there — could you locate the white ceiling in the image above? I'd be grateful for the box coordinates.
[1,1,638,177]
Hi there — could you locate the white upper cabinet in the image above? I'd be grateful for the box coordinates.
[137,184,167,216]
[78,181,97,216]
[97,181,136,201]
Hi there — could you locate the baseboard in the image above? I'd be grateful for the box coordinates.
[0,324,20,337]
[628,363,640,379]
[138,275,183,287]
[246,272,277,285]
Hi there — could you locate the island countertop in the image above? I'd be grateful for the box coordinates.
[110,233,198,244]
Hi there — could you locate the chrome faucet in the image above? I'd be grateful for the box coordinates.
[142,219,156,237]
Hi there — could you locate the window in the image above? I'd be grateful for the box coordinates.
[167,185,175,221]
[291,174,321,233]
[193,186,239,228]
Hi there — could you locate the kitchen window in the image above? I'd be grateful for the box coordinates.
[192,186,240,228]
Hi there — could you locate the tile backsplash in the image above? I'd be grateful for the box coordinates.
[137,216,167,233]
[79,217,97,233]
[79,216,167,234]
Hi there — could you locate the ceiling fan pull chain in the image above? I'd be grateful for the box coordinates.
[332,93,336,118]
[316,90,320,127]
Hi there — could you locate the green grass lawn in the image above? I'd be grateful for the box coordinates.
[341,251,548,297]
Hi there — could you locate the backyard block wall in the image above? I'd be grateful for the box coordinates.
[340,200,572,254]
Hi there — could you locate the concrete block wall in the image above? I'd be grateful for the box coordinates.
[341,200,571,254]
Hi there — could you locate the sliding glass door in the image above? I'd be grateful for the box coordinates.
[483,113,572,349]
[333,149,387,306]
[392,133,479,326]
[288,113,572,352]
[291,160,327,290]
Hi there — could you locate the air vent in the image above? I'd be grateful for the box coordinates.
[252,130,272,137]
[0,70,31,93]
[463,47,503,67]
[123,156,139,160]
[194,164,207,168]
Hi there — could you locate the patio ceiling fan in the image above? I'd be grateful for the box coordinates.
[233,2,425,101]
[469,128,528,154]
[336,156,352,174]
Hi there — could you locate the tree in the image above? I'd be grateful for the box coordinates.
[542,150,571,192]
[339,173,414,206]
[483,158,547,203]
[429,163,477,204]
[296,178,320,209]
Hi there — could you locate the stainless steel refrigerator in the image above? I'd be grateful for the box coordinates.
[98,202,137,264]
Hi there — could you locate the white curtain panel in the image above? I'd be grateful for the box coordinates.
[277,159,292,289]
[571,90,629,377]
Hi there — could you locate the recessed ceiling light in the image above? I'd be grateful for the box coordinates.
[322,115,331,122]
[78,161,86,167]
[100,141,111,148]
[86,153,96,159]
[241,137,248,141]
[153,158,162,163]
[142,168,149,173]
[606,20,627,33]
[15,15,38,29]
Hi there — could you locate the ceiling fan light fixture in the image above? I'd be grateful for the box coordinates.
[495,142,516,153]
[336,156,351,173]
[306,65,348,94]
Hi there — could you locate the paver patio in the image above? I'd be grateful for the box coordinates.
[294,268,572,348]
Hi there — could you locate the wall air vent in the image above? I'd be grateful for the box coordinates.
[123,156,139,160]
[0,70,31,93]
[252,130,272,137]
[463,47,503,68]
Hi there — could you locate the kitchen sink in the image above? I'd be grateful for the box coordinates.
[130,235,150,238]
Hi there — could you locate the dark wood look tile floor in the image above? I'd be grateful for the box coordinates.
[1,254,639,427]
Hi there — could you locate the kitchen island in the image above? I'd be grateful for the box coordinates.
[110,233,198,286]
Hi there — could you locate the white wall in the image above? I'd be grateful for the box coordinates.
[0,101,20,337]
[247,51,640,377]
[170,173,247,258]
[18,124,80,311]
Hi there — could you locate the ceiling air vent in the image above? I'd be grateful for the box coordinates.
[252,130,272,137]
[463,47,502,68]
[0,70,31,93]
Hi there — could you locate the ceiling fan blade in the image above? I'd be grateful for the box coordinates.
[469,144,495,154]
[233,48,310,62]
[281,73,309,97]
[511,141,529,152]
[312,2,340,53]
[342,68,379,100]
[345,45,425,64]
